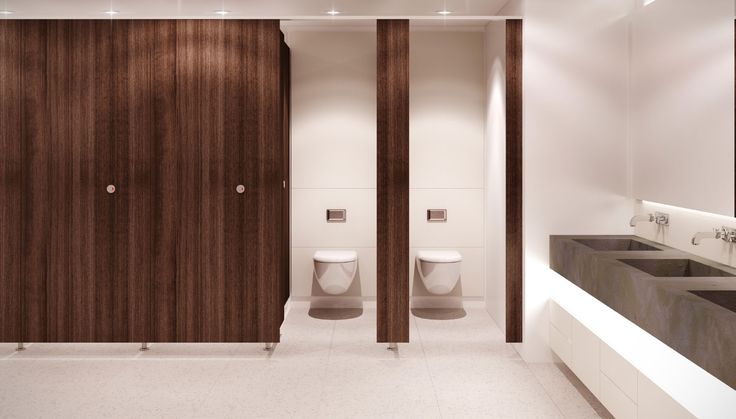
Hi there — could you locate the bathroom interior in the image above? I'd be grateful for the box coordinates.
[0,0,735,418]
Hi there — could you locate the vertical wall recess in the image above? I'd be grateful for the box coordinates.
[377,19,410,343]
[505,19,523,343]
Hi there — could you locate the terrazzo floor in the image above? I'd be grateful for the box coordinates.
[0,305,611,418]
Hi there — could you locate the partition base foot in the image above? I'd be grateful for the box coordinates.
[16,342,25,352]
[264,343,274,351]
[140,343,149,352]
[387,343,398,351]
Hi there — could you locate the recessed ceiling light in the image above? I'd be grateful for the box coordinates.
[437,10,452,16]
[214,10,231,15]
[104,10,119,15]
[326,9,341,16]
[0,10,15,15]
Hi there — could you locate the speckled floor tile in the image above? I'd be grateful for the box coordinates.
[0,306,609,418]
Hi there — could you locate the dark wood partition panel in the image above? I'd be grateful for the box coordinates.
[0,20,288,344]
[0,21,22,343]
[280,36,292,320]
[506,19,523,343]
[377,19,410,344]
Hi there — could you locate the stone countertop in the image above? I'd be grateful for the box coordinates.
[550,235,736,390]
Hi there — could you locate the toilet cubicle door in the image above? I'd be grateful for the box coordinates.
[152,20,284,343]
[18,20,153,343]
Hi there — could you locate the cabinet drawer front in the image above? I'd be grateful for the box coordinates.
[600,373,637,419]
[550,300,573,338]
[601,342,638,402]
[550,323,572,365]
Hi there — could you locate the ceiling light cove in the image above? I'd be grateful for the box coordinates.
[326,9,341,16]
[437,10,452,16]
[104,10,119,15]
[214,10,231,15]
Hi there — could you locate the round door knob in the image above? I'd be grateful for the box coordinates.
[106,184,116,194]
[236,185,245,194]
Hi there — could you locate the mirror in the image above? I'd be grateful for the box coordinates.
[630,0,735,216]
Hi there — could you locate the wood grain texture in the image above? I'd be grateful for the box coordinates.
[0,20,22,343]
[42,21,114,342]
[376,20,410,343]
[3,20,287,343]
[151,20,178,343]
[505,19,523,343]
[20,21,49,343]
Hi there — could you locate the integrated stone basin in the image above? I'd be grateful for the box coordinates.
[573,238,661,251]
[690,290,736,315]
[550,234,736,390]
[619,258,735,278]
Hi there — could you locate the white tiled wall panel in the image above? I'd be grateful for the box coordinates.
[291,189,376,248]
[289,30,377,189]
[410,189,484,248]
[410,32,484,189]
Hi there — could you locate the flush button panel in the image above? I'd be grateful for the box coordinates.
[326,209,347,223]
[427,209,447,222]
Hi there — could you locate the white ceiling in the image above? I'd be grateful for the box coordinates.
[0,0,516,18]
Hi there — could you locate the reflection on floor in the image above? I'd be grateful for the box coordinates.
[0,305,611,418]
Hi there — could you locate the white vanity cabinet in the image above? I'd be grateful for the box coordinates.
[549,300,694,419]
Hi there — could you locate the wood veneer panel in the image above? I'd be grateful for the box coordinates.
[112,20,157,342]
[20,21,50,342]
[505,19,523,343]
[222,20,246,342]
[243,20,283,342]
[43,21,114,342]
[376,20,410,343]
[174,20,205,341]
[151,20,178,343]
[0,20,22,343]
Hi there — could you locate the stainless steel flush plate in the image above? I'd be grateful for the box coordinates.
[427,209,447,222]
[326,209,347,223]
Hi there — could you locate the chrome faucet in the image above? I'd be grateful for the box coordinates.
[629,212,669,227]
[691,226,736,246]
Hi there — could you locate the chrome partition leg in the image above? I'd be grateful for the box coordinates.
[140,342,149,351]
[16,342,25,351]
[387,343,398,351]
[264,343,274,351]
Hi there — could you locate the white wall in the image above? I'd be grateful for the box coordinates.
[287,29,378,299]
[484,21,507,330]
[522,0,635,361]
[498,0,524,16]
[635,200,736,268]
[287,28,487,301]
[630,0,735,216]
[410,30,486,301]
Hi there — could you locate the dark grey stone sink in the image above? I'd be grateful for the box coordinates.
[619,258,735,278]
[690,290,736,314]
[574,238,661,251]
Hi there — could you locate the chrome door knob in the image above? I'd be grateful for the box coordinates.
[236,185,245,194]
[106,184,116,194]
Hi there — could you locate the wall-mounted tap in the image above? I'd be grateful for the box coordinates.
[629,212,669,227]
[691,226,736,246]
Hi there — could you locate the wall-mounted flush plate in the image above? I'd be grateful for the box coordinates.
[326,209,347,223]
[427,209,447,222]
